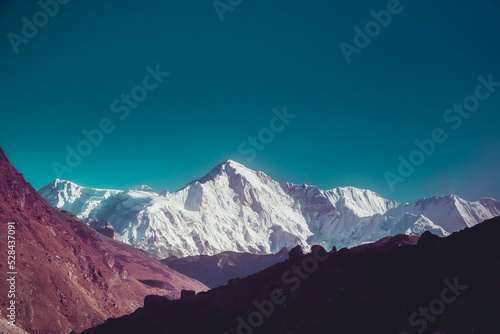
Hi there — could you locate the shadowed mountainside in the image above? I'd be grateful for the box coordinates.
[161,247,289,288]
[0,148,207,334]
[84,217,500,333]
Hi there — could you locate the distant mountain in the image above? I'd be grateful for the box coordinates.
[83,217,500,333]
[0,148,207,334]
[162,248,290,288]
[39,160,500,259]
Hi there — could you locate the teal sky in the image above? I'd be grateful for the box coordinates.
[1,0,499,202]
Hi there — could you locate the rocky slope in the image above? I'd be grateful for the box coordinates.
[0,148,207,334]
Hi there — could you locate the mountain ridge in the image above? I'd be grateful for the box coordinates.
[38,160,500,259]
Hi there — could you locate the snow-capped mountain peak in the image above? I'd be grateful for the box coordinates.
[38,162,500,259]
[197,160,271,187]
[126,185,155,192]
[327,186,398,217]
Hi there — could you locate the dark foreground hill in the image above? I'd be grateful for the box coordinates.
[84,216,500,333]
[0,148,207,334]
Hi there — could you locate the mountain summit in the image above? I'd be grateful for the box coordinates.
[39,160,500,259]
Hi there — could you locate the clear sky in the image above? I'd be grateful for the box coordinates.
[1,0,499,203]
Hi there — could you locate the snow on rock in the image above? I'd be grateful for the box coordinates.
[38,161,500,259]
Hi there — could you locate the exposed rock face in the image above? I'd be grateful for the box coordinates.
[0,148,207,334]
[0,317,29,334]
[91,221,123,241]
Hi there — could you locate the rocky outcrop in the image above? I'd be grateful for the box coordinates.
[0,148,207,334]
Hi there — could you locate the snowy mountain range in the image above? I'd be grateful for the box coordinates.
[38,160,500,259]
